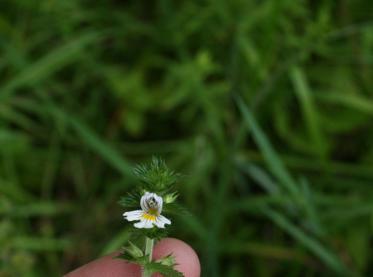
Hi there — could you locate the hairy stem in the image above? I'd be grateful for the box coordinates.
[142,237,154,277]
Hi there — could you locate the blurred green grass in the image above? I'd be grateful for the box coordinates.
[1,0,373,276]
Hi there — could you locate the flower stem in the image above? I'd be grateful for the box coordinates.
[142,237,154,277]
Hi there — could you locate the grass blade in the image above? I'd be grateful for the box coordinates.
[263,208,349,275]
[236,96,300,199]
[1,32,101,99]
[290,66,327,159]
[50,106,134,178]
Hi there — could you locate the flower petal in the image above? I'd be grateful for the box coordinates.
[140,192,149,211]
[154,215,171,228]
[154,194,163,213]
[140,192,163,214]
[123,210,143,221]
[134,219,154,229]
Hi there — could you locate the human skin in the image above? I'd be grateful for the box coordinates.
[64,238,201,277]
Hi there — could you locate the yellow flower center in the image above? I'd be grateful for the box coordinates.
[142,213,157,221]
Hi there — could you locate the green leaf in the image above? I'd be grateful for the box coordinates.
[163,192,179,204]
[118,191,143,209]
[145,261,184,277]
[142,227,169,240]
[156,254,176,266]
[116,243,148,265]
[122,241,144,258]
[134,157,181,192]
[116,252,148,265]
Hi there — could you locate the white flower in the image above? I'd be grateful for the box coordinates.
[123,192,171,229]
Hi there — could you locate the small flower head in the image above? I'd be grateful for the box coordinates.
[123,192,171,229]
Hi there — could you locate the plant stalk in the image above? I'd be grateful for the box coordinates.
[142,237,154,277]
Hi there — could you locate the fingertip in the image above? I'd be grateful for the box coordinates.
[153,238,201,277]
[64,238,200,277]
[64,252,141,277]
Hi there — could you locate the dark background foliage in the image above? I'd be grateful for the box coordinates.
[1,0,373,276]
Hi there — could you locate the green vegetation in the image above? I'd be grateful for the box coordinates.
[1,0,373,276]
